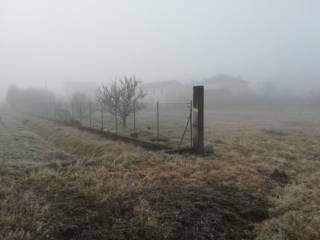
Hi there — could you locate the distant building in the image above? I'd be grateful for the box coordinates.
[142,80,186,103]
[202,75,250,93]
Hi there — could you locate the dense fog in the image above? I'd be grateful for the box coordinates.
[1,0,320,102]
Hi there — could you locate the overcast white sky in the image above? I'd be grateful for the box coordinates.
[1,0,320,98]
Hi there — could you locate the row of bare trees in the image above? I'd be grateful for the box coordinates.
[67,75,146,129]
[6,76,146,131]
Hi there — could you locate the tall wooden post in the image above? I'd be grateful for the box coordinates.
[156,102,160,138]
[192,86,204,153]
[190,100,193,148]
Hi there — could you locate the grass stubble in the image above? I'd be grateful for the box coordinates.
[0,112,320,239]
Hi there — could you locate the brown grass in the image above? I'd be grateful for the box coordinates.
[1,111,320,239]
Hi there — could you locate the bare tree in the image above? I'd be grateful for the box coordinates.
[97,76,146,129]
[118,76,146,127]
[97,81,121,131]
[96,87,105,129]
[99,81,121,116]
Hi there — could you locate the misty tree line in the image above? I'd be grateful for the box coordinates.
[6,77,320,124]
[6,86,56,116]
[6,76,146,129]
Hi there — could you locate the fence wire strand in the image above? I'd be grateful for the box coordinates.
[53,101,193,149]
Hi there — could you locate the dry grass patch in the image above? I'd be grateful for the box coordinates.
[0,177,51,240]
[1,112,320,239]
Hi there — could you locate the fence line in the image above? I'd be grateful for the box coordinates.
[53,100,193,149]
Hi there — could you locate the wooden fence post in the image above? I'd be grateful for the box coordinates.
[192,86,204,153]
[190,100,193,148]
[156,102,160,138]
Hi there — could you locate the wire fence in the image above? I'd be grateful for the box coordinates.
[54,101,193,149]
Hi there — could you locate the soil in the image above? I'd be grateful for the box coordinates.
[270,169,290,186]
[34,184,269,240]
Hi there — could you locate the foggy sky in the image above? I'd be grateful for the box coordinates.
[1,0,320,99]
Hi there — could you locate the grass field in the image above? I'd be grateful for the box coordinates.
[1,107,320,239]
